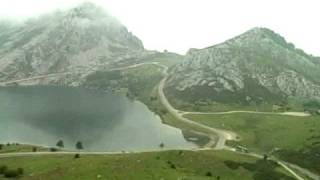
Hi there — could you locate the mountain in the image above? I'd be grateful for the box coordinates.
[0,3,144,82]
[165,27,320,107]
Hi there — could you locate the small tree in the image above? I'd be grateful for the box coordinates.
[32,147,37,152]
[76,141,84,150]
[0,144,3,150]
[263,154,268,161]
[56,140,64,148]
[0,165,8,174]
[159,142,164,149]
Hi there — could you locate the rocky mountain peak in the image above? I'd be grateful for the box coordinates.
[0,3,144,81]
[66,2,109,20]
[166,27,320,106]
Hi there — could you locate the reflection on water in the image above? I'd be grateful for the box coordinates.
[0,86,196,151]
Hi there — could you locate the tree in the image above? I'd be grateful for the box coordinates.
[32,147,37,152]
[0,144,3,150]
[263,154,268,161]
[159,142,164,149]
[76,141,84,150]
[56,140,64,148]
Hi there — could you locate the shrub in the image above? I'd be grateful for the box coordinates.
[4,169,20,178]
[205,172,212,177]
[17,168,24,175]
[74,154,80,159]
[170,164,176,169]
[32,147,37,152]
[0,165,8,174]
[50,147,58,152]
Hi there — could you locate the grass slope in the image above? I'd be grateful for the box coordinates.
[185,113,320,174]
[0,144,49,154]
[0,150,295,180]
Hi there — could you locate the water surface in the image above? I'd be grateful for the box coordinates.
[0,86,196,151]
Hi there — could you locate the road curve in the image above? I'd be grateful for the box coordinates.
[157,71,238,149]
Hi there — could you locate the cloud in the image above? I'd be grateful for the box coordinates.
[0,0,319,55]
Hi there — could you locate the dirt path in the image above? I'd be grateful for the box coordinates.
[0,62,313,179]
[182,111,310,117]
[0,62,160,86]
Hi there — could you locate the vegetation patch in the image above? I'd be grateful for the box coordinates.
[186,113,320,174]
[0,150,294,180]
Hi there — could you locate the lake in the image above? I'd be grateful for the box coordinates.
[0,86,196,151]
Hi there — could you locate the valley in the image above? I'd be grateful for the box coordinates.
[1,2,320,180]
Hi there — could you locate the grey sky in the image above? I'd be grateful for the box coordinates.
[0,0,319,55]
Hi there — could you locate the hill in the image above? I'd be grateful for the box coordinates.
[165,27,320,111]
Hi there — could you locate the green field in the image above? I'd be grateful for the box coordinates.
[185,113,320,174]
[0,144,49,154]
[84,64,163,104]
[0,150,295,180]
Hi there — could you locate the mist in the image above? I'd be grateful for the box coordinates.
[0,0,319,55]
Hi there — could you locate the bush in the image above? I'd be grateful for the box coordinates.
[50,147,58,152]
[170,164,176,169]
[74,154,80,159]
[17,168,24,175]
[205,172,212,177]
[4,169,20,178]
[0,165,8,174]
[32,147,37,152]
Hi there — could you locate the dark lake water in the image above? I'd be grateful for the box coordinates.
[0,86,196,151]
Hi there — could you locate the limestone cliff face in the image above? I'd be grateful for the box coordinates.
[0,3,144,82]
[166,28,320,104]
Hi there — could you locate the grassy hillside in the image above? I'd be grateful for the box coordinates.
[0,150,295,180]
[0,144,50,154]
[186,113,320,174]
[84,64,163,103]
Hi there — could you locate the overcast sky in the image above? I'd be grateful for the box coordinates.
[0,0,319,55]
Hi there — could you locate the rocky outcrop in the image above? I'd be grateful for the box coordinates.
[166,28,320,104]
[0,3,144,82]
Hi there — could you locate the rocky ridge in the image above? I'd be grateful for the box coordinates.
[166,28,320,105]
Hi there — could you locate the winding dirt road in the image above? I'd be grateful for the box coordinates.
[0,62,315,179]
[158,76,237,149]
